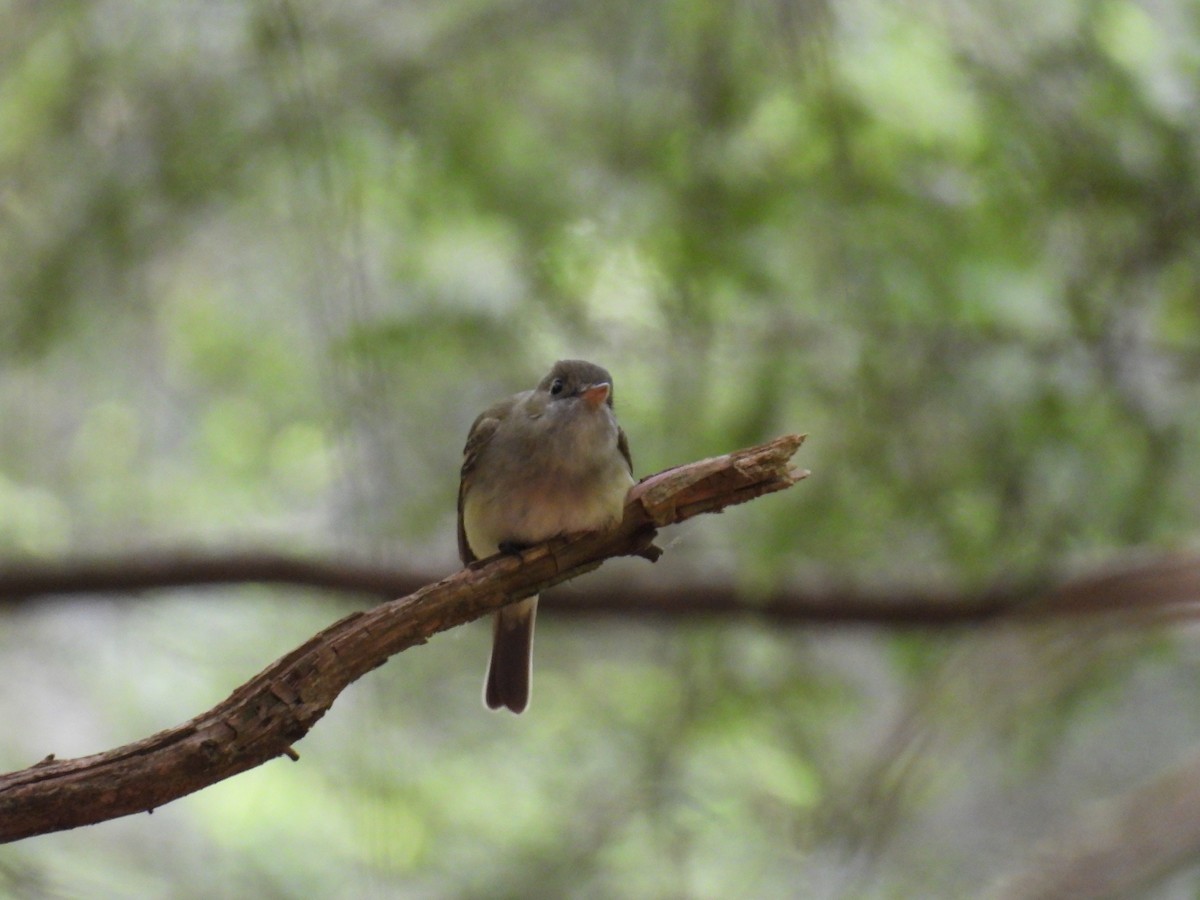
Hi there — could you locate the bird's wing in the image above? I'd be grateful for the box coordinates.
[617,426,634,477]
[457,401,508,564]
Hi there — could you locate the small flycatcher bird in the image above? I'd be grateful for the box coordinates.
[458,360,635,713]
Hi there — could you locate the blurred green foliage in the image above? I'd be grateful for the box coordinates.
[2,0,1200,896]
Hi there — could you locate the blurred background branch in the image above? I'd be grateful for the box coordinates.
[3,550,1200,628]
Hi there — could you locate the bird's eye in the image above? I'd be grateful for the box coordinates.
[550,378,565,395]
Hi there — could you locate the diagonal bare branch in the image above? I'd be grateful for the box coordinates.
[0,434,807,843]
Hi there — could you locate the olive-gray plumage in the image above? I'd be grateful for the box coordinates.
[458,360,634,713]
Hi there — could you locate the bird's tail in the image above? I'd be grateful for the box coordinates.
[484,595,537,713]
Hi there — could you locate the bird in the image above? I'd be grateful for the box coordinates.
[457,359,635,713]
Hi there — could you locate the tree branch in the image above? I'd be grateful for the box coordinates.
[4,542,1199,630]
[0,434,807,843]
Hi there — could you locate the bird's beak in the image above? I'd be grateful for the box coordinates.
[580,382,610,409]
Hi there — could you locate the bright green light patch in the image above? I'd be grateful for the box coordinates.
[201,396,268,473]
[270,422,330,494]
[1094,0,1160,73]
[193,762,374,865]
[0,473,70,555]
[0,29,74,163]
[737,734,821,808]
[840,13,983,153]
[693,729,822,810]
